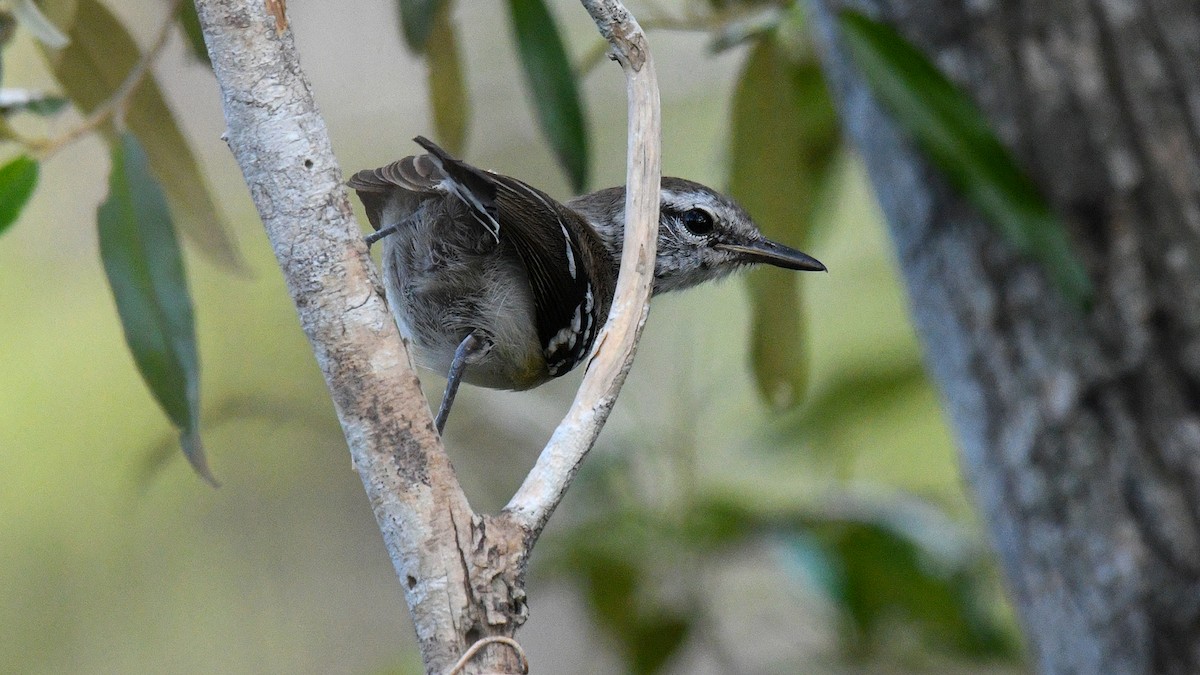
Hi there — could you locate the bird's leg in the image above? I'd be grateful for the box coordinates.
[364,224,400,247]
[366,205,429,248]
[435,330,488,434]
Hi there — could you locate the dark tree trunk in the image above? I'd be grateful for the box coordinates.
[809,0,1200,672]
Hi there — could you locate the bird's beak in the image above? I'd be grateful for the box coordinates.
[715,239,827,272]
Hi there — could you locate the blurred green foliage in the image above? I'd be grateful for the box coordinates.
[40,0,243,271]
[0,153,37,235]
[504,0,589,191]
[545,445,1017,671]
[98,132,207,482]
[728,23,838,410]
[0,0,1034,673]
[839,10,1091,308]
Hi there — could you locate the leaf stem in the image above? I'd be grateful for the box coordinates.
[34,0,183,159]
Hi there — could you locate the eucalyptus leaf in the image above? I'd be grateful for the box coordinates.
[0,154,38,236]
[98,133,212,484]
[795,519,1017,658]
[772,357,930,444]
[729,35,838,411]
[395,0,443,53]
[177,2,211,66]
[425,1,466,154]
[41,0,245,272]
[745,270,808,409]
[507,0,589,192]
[839,10,1091,307]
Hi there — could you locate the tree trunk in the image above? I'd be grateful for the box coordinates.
[809,0,1200,672]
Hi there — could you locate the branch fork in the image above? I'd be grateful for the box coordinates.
[193,0,659,672]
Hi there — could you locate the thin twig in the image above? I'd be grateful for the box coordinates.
[445,636,529,675]
[575,14,712,78]
[35,0,183,158]
[505,0,662,540]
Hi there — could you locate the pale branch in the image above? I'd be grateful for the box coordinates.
[505,0,661,540]
[35,0,183,159]
[192,1,483,672]
[576,14,709,78]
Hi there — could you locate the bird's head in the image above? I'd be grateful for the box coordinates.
[570,177,826,294]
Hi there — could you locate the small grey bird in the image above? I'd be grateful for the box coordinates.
[349,137,825,433]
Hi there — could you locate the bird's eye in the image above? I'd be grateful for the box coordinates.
[682,208,715,236]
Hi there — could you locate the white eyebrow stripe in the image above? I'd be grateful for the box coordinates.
[660,189,721,215]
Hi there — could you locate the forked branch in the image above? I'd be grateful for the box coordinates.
[505,0,662,541]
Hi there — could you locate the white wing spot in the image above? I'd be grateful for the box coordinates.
[545,285,599,376]
[560,223,577,279]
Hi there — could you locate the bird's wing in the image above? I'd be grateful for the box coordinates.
[347,152,447,232]
[489,174,603,376]
[409,137,603,374]
[409,136,502,241]
[351,137,605,374]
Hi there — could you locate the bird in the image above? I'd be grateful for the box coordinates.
[348,136,826,433]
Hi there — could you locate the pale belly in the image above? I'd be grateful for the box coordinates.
[381,233,552,391]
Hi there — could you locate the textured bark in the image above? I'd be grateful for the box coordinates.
[193,1,658,672]
[192,2,526,672]
[809,0,1200,672]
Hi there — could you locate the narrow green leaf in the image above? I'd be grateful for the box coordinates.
[802,519,1017,658]
[507,0,589,191]
[729,35,839,411]
[41,0,245,272]
[839,10,1091,307]
[0,10,18,49]
[425,1,466,154]
[0,154,38,236]
[99,133,212,484]
[395,0,443,53]
[745,270,808,409]
[769,357,929,447]
[177,2,211,66]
